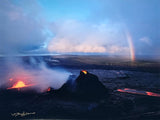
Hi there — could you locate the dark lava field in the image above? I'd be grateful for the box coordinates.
[0,55,160,120]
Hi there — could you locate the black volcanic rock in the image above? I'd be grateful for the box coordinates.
[56,70,108,100]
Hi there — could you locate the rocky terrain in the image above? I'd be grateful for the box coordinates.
[0,55,160,120]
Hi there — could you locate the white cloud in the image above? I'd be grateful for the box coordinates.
[48,20,129,54]
[140,37,151,46]
[0,0,46,55]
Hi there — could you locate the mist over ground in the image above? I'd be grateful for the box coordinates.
[0,56,71,92]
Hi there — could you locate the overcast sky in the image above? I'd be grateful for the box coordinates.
[0,0,159,57]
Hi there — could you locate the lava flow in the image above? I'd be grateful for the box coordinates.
[7,81,33,90]
[117,88,160,97]
[81,70,87,74]
[47,87,51,92]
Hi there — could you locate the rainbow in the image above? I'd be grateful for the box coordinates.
[126,31,135,61]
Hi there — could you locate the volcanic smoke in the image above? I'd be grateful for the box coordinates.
[1,57,70,92]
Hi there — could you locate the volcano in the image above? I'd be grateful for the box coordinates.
[56,70,108,100]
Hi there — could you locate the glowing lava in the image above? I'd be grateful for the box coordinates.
[7,81,33,90]
[146,92,160,97]
[81,70,87,74]
[47,87,51,92]
[117,88,160,97]
[12,81,25,88]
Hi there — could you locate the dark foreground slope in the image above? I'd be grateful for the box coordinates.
[0,55,160,120]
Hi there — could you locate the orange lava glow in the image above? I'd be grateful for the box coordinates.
[12,81,26,88]
[7,81,33,90]
[117,89,126,92]
[82,70,87,74]
[117,88,160,97]
[47,87,51,92]
[146,92,160,97]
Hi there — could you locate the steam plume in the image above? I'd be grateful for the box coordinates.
[0,57,71,92]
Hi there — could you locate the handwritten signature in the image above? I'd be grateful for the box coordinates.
[11,111,36,117]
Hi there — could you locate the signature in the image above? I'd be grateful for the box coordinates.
[11,111,36,117]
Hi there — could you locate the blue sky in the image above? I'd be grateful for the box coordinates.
[38,0,93,21]
[0,0,159,57]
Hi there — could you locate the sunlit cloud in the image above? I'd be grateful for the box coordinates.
[48,20,129,54]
